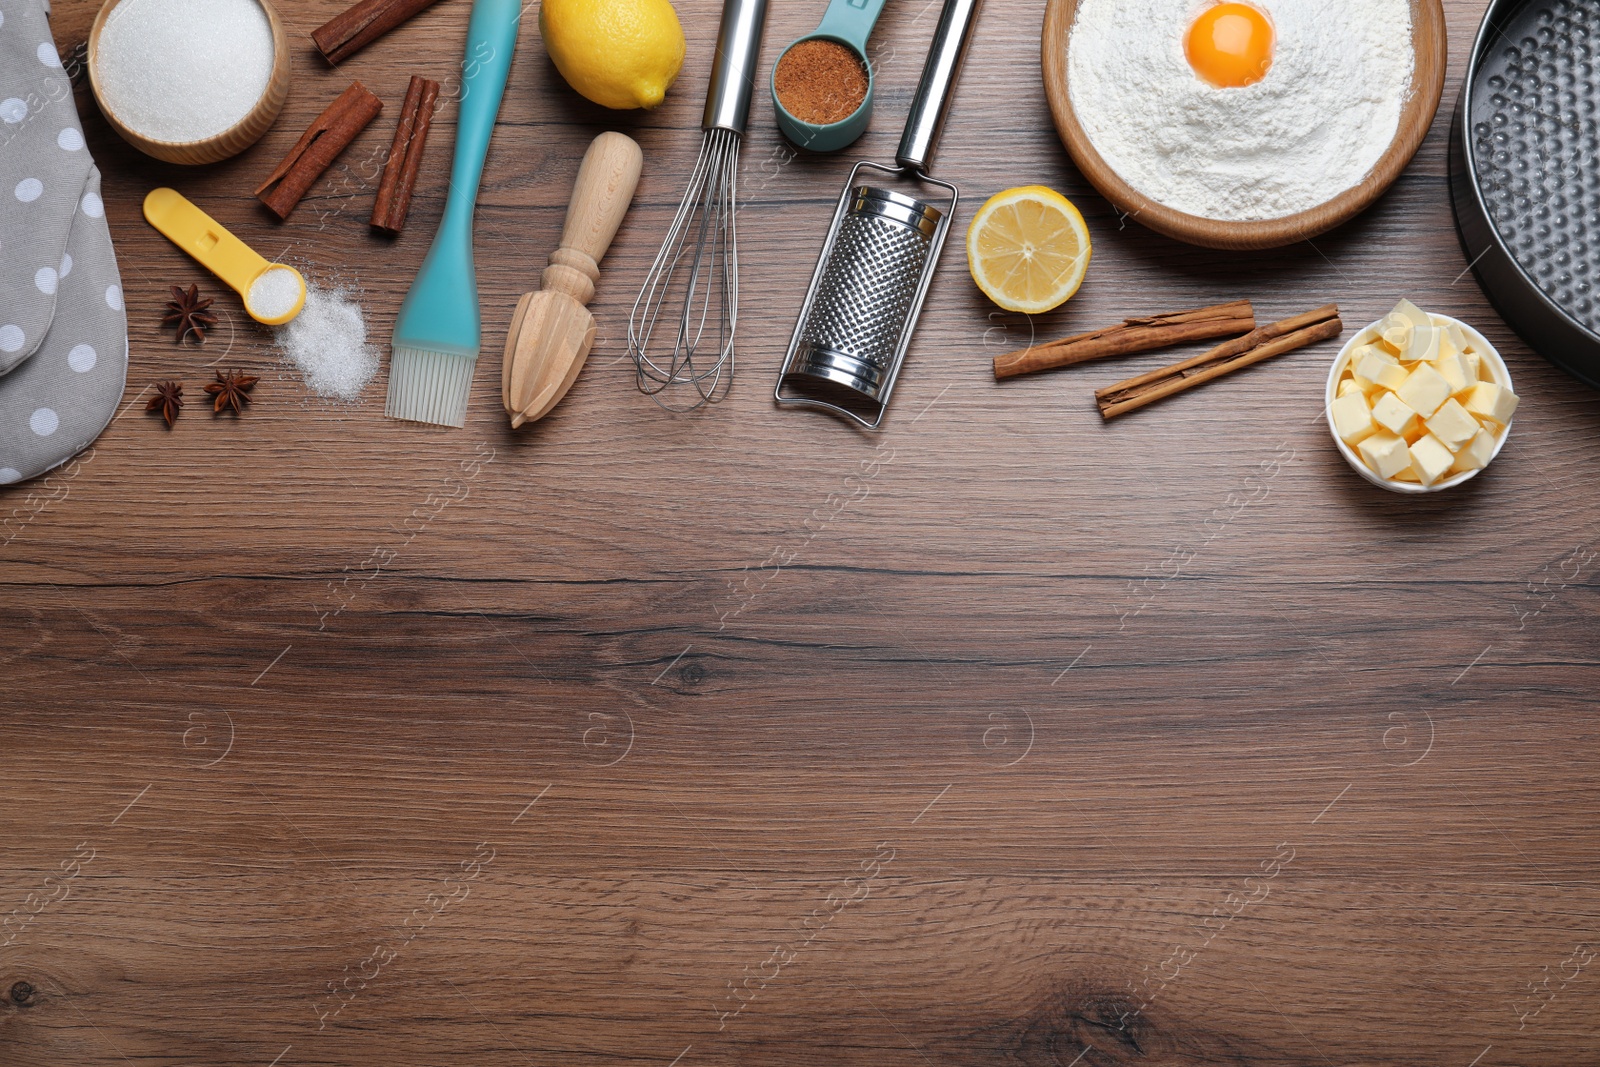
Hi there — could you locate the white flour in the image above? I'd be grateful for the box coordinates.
[1068,0,1413,221]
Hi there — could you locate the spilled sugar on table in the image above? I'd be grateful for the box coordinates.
[2,0,1599,1065]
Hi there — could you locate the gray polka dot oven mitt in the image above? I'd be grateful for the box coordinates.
[0,0,127,486]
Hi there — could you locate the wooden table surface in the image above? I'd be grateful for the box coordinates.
[5,0,1599,1063]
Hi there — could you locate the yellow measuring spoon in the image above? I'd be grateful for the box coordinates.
[143,188,306,326]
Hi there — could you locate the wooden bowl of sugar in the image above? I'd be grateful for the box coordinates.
[89,0,290,165]
[1041,0,1446,250]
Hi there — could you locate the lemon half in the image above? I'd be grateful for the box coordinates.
[540,0,685,110]
[966,186,1092,314]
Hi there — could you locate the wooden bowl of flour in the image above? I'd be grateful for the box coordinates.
[1041,0,1446,250]
[89,0,290,165]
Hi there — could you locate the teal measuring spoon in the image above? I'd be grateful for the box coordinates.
[771,0,888,152]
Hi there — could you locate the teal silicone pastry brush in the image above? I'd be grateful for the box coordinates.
[385,0,521,427]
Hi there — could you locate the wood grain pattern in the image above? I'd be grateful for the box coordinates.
[1042,0,1449,249]
[4,1,1599,1065]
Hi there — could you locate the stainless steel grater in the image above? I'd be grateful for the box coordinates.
[775,0,982,428]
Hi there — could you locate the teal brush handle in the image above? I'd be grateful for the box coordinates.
[816,0,888,51]
[393,0,522,357]
[444,0,521,236]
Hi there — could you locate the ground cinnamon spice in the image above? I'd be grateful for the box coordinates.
[775,39,868,126]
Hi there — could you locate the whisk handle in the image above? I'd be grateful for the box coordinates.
[703,0,770,134]
[896,0,982,174]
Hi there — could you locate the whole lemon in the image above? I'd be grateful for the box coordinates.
[540,0,686,110]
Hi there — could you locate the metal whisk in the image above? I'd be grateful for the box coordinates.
[629,0,768,409]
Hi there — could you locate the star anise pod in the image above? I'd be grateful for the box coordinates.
[145,380,183,426]
[204,369,259,414]
[163,284,217,344]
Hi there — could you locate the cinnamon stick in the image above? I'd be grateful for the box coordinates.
[1095,305,1343,420]
[370,75,440,235]
[312,0,449,66]
[993,300,1255,380]
[256,82,383,221]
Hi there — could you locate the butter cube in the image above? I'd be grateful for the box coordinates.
[1375,363,1408,391]
[1338,377,1363,398]
[1463,381,1519,424]
[1397,362,1452,417]
[1448,427,1498,474]
[1358,431,1413,480]
[1378,323,1411,355]
[1390,299,1432,330]
[1437,329,1459,361]
[1426,398,1480,451]
[1409,434,1456,485]
[1463,349,1483,380]
[1372,391,1419,437]
[1330,392,1377,445]
[1444,323,1473,355]
[1404,324,1441,364]
[1353,344,1396,370]
[1354,347,1407,391]
[1432,351,1472,394]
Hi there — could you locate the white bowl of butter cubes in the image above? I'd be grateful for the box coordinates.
[1326,299,1518,493]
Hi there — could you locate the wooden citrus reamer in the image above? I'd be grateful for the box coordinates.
[502,132,643,428]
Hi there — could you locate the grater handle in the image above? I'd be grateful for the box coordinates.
[895,0,982,173]
[703,0,771,135]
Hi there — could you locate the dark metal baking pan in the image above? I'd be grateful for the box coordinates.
[1450,0,1600,388]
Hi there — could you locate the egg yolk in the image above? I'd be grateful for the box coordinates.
[1185,3,1274,88]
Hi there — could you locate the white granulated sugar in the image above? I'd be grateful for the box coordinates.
[275,284,379,402]
[95,0,274,143]
[248,266,301,319]
[1068,0,1413,221]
